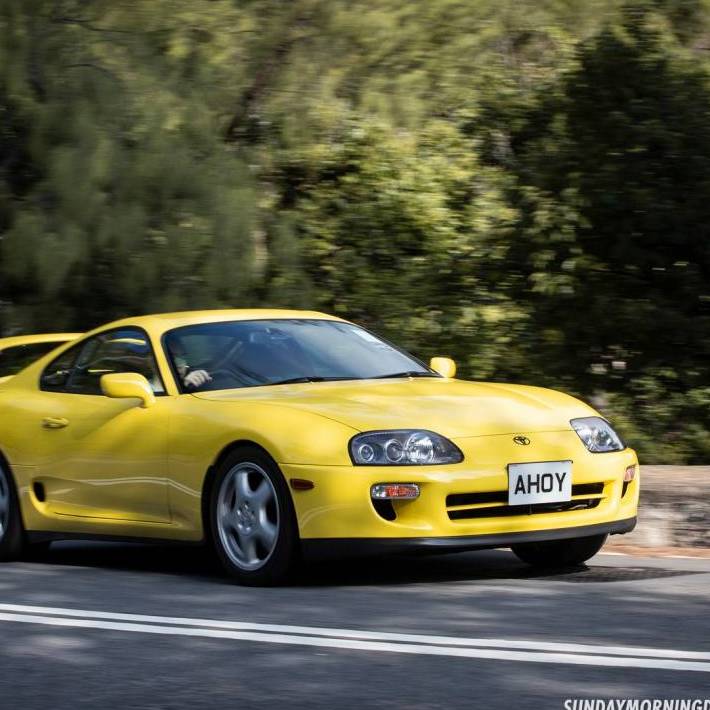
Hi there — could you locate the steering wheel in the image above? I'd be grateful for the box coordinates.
[209,340,244,373]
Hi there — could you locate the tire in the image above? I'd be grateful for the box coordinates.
[23,541,52,559]
[209,446,300,585]
[0,459,25,561]
[511,533,607,568]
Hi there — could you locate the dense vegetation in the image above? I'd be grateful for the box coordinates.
[1,0,709,462]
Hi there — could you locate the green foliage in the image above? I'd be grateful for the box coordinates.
[1,0,709,461]
[512,7,710,390]
[603,372,710,465]
[0,0,259,330]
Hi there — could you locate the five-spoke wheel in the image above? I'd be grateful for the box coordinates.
[210,446,299,585]
[217,462,280,571]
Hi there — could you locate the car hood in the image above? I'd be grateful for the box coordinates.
[191,378,596,439]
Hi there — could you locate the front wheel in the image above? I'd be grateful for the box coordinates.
[511,533,607,568]
[209,446,300,586]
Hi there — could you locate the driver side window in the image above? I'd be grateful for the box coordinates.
[41,328,165,395]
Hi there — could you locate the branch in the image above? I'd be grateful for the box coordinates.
[51,14,136,34]
[63,62,122,83]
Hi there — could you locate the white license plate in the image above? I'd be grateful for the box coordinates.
[508,461,572,505]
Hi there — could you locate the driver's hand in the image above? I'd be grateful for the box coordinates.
[184,369,212,389]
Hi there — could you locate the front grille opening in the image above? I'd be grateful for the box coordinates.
[446,482,605,521]
[572,483,605,496]
[446,482,604,509]
[372,499,396,521]
[449,498,601,520]
[447,490,507,507]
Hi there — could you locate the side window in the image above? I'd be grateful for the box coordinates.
[40,344,83,391]
[41,329,165,395]
[0,342,65,378]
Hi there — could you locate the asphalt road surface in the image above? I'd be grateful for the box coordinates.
[0,542,708,709]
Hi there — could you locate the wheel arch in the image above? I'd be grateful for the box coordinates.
[0,446,19,490]
[0,445,28,532]
[200,439,287,543]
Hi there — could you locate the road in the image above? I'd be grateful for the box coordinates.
[0,542,708,709]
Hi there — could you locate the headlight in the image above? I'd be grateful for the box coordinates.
[570,417,625,453]
[350,430,463,465]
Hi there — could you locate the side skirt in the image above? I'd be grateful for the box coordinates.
[26,530,206,547]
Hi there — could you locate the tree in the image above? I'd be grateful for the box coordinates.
[0,0,259,331]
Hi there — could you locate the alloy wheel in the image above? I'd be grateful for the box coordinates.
[216,462,280,571]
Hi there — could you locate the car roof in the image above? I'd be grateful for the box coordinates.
[87,309,345,336]
[0,333,83,350]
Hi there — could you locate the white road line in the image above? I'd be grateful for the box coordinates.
[600,551,707,560]
[0,603,707,661]
[0,605,708,672]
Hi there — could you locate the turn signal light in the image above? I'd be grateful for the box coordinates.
[371,483,420,500]
[624,465,636,482]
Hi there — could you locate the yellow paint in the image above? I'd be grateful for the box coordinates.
[101,373,156,409]
[429,356,456,378]
[0,310,639,544]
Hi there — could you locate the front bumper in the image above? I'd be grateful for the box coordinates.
[302,517,637,560]
[282,431,640,549]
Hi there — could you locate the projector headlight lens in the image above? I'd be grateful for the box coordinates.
[350,430,463,465]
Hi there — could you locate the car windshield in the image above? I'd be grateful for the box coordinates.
[0,342,63,378]
[164,319,436,392]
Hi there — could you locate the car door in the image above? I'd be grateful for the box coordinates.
[30,328,171,524]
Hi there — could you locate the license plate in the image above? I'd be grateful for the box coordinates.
[508,461,572,505]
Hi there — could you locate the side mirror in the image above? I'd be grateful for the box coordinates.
[429,357,456,379]
[101,372,156,409]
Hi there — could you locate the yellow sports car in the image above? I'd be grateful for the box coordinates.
[0,333,83,385]
[0,310,639,584]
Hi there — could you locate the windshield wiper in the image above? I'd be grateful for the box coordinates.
[266,376,357,386]
[267,372,438,385]
[373,371,439,379]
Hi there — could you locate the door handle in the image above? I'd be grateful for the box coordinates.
[42,417,69,430]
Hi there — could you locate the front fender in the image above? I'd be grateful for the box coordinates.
[165,397,359,536]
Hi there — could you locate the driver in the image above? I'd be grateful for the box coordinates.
[170,340,213,390]
[182,367,212,389]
